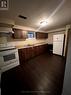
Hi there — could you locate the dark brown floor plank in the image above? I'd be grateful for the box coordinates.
[2,53,65,95]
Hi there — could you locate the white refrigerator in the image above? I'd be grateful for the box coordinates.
[53,34,64,56]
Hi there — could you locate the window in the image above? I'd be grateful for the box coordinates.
[27,32,36,38]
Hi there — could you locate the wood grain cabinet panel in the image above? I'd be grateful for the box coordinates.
[18,44,48,65]
[12,28,27,39]
[36,32,48,39]
[34,46,41,56]
[18,49,25,65]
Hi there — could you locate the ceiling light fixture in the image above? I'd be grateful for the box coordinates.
[40,20,47,26]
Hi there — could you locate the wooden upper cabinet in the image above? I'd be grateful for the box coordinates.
[12,28,27,39]
[36,32,48,39]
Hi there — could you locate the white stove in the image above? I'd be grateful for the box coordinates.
[0,43,19,73]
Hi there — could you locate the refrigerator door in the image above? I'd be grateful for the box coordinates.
[53,34,64,42]
[53,41,63,55]
[53,34,64,56]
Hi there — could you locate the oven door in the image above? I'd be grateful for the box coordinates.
[0,48,19,72]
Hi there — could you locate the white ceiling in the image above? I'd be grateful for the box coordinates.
[0,0,71,31]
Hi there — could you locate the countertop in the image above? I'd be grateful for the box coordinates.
[16,42,48,49]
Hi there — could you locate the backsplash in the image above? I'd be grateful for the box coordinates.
[0,32,12,44]
[7,38,48,47]
[0,37,7,44]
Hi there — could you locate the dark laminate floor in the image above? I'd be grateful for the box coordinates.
[2,53,65,95]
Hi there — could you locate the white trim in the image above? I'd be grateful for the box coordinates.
[13,25,46,33]
[46,27,66,33]
[13,25,36,31]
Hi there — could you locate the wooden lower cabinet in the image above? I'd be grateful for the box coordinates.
[34,46,39,56]
[18,44,48,65]
[24,47,34,60]
[18,49,24,65]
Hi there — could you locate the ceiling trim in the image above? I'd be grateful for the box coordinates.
[46,27,66,33]
[13,25,37,31]
[13,25,47,32]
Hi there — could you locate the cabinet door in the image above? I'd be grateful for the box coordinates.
[12,28,27,39]
[18,49,25,64]
[34,46,38,56]
[24,48,29,60]
[36,32,48,39]
[27,47,32,60]
[31,47,35,57]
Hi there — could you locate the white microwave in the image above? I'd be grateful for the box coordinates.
[0,48,19,72]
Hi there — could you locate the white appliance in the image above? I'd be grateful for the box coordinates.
[0,46,19,72]
[53,34,64,56]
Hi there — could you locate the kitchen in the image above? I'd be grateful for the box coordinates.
[0,0,71,95]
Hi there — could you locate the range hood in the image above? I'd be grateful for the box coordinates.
[0,27,14,33]
[0,27,14,44]
[0,19,14,33]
